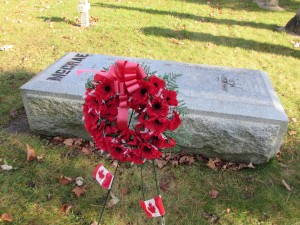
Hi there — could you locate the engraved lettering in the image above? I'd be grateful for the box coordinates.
[47,54,90,81]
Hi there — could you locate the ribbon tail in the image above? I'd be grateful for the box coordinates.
[117,107,129,130]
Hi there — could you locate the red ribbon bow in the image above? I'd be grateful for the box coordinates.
[94,60,147,130]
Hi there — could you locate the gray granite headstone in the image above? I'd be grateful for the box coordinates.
[20,52,288,164]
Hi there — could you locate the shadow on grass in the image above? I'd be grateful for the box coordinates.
[37,16,78,26]
[141,26,300,59]
[94,3,279,30]
[0,70,34,127]
[178,0,299,12]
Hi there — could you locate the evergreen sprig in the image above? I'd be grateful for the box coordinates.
[85,77,95,89]
[162,72,182,91]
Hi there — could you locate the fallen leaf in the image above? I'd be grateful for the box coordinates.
[1,213,13,222]
[60,204,73,213]
[75,177,84,186]
[63,138,74,147]
[179,155,195,164]
[59,174,73,185]
[281,179,292,191]
[72,186,86,198]
[121,187,129,195]
[155,159,167,169]
[52,136,64,144]
[9,109,17,118]
[26,144,37,161]
[91,221,98,225]
[170,159,179,166]
[209,190,219,199]
[288,131,297,136]
[206,159,217,170]
[159,181,170,193]
[247,162,255,169]
[170,38,184,45]
[37,155,43,161]
[81,147,90,155]
[107,192,119,208]
[74,138,83,146]
[291,117,297,123]
[1,164,13,171]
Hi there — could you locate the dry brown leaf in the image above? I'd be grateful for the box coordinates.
[170,38,184,45]
[281,179,292,191]
[155,159,167,169]
[107,192,119,208]
[9,109,17,118]
[179,155,195,164]
[121,187,129,196]
[159,181,170,193]
[72,186,86,198]
[247,162,255,169]
[1,213,13,222]
[74,138,83,146]
[206,159,217,170]
[26,144,37,161]
[209,190,219,199]
[91,221,98,225]
[63,138,74,147]
[37,155,43,161]
[291,117,298,123]
[81,147,90,155]
[171,160,179,166]
[52,136,64,144]
[226,208,231,213]
[59,174,73,185]
[60,204,73,213]
[288,131,297,136]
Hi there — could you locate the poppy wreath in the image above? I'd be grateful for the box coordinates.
[83,60,181,164]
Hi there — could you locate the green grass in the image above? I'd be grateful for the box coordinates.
[1,0,300,224]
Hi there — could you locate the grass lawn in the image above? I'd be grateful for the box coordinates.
[0,0,300,224]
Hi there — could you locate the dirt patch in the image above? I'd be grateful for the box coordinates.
[4,109,31,134]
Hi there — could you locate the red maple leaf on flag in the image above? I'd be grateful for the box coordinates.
[98,170,105,179]
[147,202,156,214]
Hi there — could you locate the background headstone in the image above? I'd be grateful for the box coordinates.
[20,53,288,164]
[77,0,90,27]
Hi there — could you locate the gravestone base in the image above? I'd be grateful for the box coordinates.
[20,52,288,164]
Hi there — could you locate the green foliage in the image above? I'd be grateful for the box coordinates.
[85,77,95,89]
[161,72,181,91]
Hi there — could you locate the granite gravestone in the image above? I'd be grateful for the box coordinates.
[20,52,288,164]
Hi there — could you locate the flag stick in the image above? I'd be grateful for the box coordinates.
[97,111,134,225]
[152,160,166,225]
[97,162,119,225]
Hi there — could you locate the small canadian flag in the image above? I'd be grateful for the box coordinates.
[139,195,166,218]
[93,163,114,189]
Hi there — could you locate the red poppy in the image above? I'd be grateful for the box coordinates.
[144,117,168,134]
[95,78,115,101]
[139,142,162,159]
[127,149,144,164]
[163,89,178,106]
[148,76,165,91]
[110,143,127,162]
[147,97,169,117]
[167,111,181,130]
[132,80,153,104]
[150,134,168,148]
